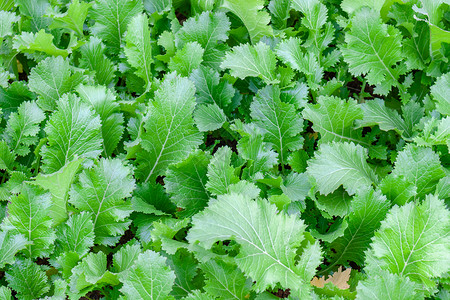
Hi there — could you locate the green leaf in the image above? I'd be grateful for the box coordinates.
[202,259,252,299]
[16,0,51,32]
[356,270,423,300]
[269,0,291,29]
[54,212,94,257]
[90,0,143,54]
[0,11,20,38]
[0,286,12,300]
[390,144,445,199]
[221,42,278,84]
[276,37,323,89]
[251,85,303,165]
[194,103,226,132]
[0,230,29,268]
[314,187,352,217]
[327,188,390,270]
[13,29,71,57]
[302,95,364,145]
[430,72,450,115]
[69,251,119,296]
[403,21,430,70]
[125,13,153,88]
[48,0,91,35]
[341,8,404,94]
[112,242,141,276]
[340,0,384,16]
[165,150,210,218]
[69,158,135,246]
[1,185,55,258]
[33,157,84,226]
[366,195,450,288]
[120,250,176,299]
[79,37,116,86]
[188,193,314,292]
[28,56,84,111]
[205,146,239,195]
[136,74,202,183]
[0,141,15,171]
[2,101,45,157]
[307,142,378,195]
[221,0,273,43]
[41,93,102,173]
[176,11,230,69]
[379,174,417,206]
[169,42,204,77]
[291,0,327,32]
[166,249,202,298]
[143,0,172,14]
[5,259,50,300]
[413,116,450,147]
[76,84,124,156]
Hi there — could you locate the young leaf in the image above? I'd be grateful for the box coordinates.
[13,30,70,57]
[205,146,239,196]
[341,8,404,95]
[307,142,378,195]
[41,93,102,173]
[3,101,45,157]
[430,72,449,115]
[76,84,124,156]
[112,242,141,276]
[90,0,143,54]
[0,11,20,38]
[291,0,327,32]
[194,103,226,132]
[188,193,312,292]
[168,42,204,77]
[251,85,303,165]
[54,212,95,257]
[1,185,55,258]
[0,231,29,268]
[5,259,50,300]
[48,0,92,36]
[120,250,176,299]
[221,42,278,84]
[69,158,135,246]
[302,95,364,145]
[135,74,202,183]
[165,151,210,218]
[269,0,291,29]
[125,13,153,89]
[28,56,84,111]
[0,287,12,300]
[221,0,273,43]
[79,37,116,86]
[366,195,450,288]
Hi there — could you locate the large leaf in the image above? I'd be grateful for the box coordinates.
[307,142,378,195]
[5,259,50,300]
[69,158,135,245]
[41,93,102,173]
[79,37,116,86]
[0,231,29,268]
[135,74,202,183]
[188,193,316,292]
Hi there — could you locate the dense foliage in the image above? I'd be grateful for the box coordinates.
[0,0,449,299]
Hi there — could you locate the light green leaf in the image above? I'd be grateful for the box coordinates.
[202,259,252,299]
[0,286,11,300]
[54,212,94,257]
[120,250,176,299]
[165,150,210,218]
[356,270,423,300]
[112,242,141,277]
[430,72,450,115]
[16,0,51,32]
[143,0,172,14]
[48,0,92,35]
[205,146,239,195]
[169,42,204,77]
[79,37,116,86]
[3,101,45,157]
[33,157,84,225]
[340,0,384,16]
[0,141,14,171]
[5,259,50,300]
[221,0,273,43]
[327,188,389,271]
[41,93,102,173]
[414,116,450,147]
[194,103,226,132]
[302,95,364,145]
[251,85,303,165]
[291,0,327,31]
[0,230,29,268]
[314,187,352,217]
[28,56,84,111]
[1,185,55,258]
[136,74,202,183]
[307,142,378,195]
[13,29,71,57]
[379,174,417,206]
[341,8,404,94]
[76,84,124,156]
[0,11,19,38]
[188,193,313,292]
[269,0,291,29]
[125,13,153,88]
[366,195,450,288]
[90,0,143,54]
[221,42,278,84]
[166,249,202,298]
[69,158,135,246]
[390,144,445,198]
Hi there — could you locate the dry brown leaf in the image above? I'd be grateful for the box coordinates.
[311,266,351,290]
